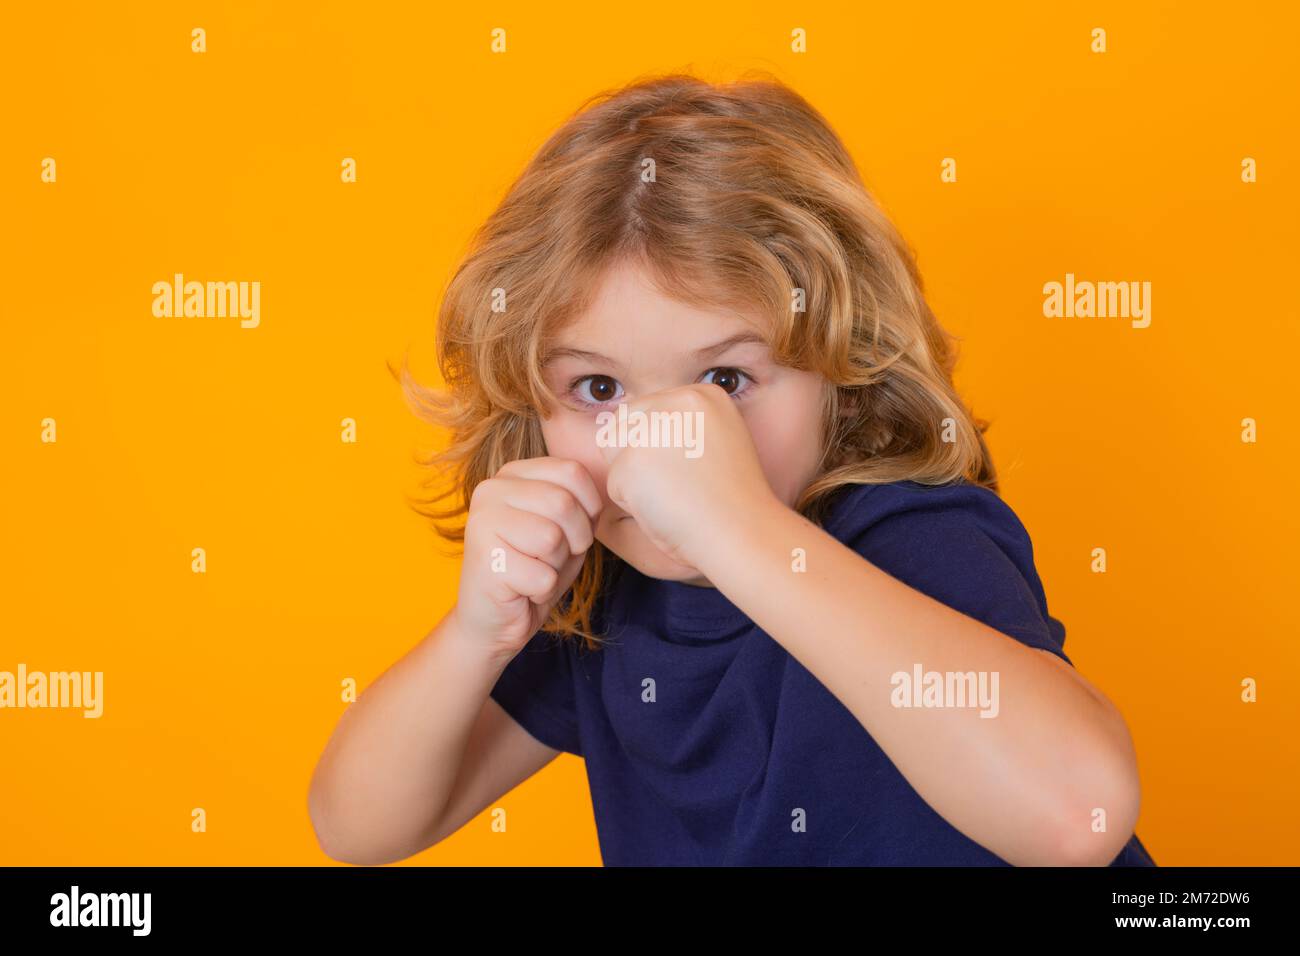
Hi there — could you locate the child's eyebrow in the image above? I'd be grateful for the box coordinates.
[542,346,624,370]
[542,332,770,370]
[693,331,770,359]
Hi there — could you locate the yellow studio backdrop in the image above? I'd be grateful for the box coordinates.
[1,1,1296,866]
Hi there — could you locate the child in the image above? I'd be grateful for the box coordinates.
[308,71,1157,867]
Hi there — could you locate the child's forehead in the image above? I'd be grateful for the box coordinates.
[561,258,767,336]
[545,309,773,367]
[553,292,770,350]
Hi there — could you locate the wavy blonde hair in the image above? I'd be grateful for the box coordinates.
[394,70,998,650]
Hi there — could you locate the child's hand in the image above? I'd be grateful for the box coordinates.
[454,457,604,659]
[599,383,783,568]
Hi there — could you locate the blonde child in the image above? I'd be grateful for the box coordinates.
[308,72,1156,867]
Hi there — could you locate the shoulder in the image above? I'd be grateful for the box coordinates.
[818,477,1071,662]
[821,477,1028,548]
[821,476,1024,535]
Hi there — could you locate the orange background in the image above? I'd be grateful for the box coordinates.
[2,1,1296,866]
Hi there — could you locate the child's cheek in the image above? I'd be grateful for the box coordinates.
[745,379,825,507]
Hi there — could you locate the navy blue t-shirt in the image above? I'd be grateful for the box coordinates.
[488,477,1157,866]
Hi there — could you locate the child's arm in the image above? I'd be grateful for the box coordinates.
[693,502,1140,867]
[307,608,560,865]
[309,457,603,865]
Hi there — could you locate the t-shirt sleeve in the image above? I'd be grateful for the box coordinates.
[488,628,584,756]
[844,497,1074,667]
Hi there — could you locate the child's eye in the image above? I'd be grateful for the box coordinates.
[569,374,624,407]
[565,368,755,410]
[700,367,755,398]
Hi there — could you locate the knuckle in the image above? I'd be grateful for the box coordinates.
[541,484,572,516]
[535,561,559,593]
[558,490,585,523]
[469,478,494,509]
[538,520,565,552]
[684,386,710,408]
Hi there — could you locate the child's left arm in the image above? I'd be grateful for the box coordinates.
[601,384,1142,867]
[694,497,1140,868]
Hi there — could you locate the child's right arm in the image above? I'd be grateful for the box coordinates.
[306,458,604,866]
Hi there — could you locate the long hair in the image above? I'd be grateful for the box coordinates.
[393,70,998,649]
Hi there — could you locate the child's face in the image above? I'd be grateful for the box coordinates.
[539,259,827,586]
